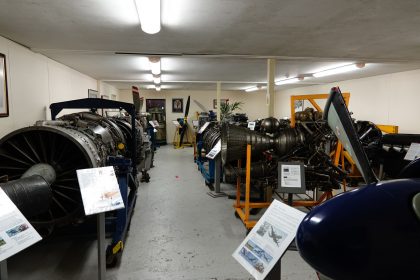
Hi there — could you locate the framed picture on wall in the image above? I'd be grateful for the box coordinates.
[88,89,98,98]
[213,99,228,109]
[172,98,183,113]
[0,53,9,117]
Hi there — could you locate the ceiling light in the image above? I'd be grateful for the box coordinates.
[275,77,300,85]
[153,75,161,84]
[245,85,264,92]
[149,57,161,75]
[313,63,365,78]
[155,85,161,91]
[135,0,161,34]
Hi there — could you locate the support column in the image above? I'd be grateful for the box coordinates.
[0,260,8,280]
[216,82,221,121]
[267,59,276,117]
[97,213,106,280]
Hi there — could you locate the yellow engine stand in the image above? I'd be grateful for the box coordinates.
[234,144,272,231]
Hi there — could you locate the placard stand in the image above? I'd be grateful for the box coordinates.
[76,166,125,280]
[266,259,281,280]
[0,260,7,280]
[97,213,106,280]
[214,154,221,193]
[206,140,226,198]
[265,194,295,280]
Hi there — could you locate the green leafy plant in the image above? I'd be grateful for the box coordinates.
[220,101,243,121]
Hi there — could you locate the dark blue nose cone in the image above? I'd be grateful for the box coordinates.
[296,179,420,280]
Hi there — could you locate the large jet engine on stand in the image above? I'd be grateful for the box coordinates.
[0,99,152,237]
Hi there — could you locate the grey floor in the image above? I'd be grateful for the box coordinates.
[7,146,317,280]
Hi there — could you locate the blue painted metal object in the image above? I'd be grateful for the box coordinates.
[196,137,216,186]
[297,179,420,279]
[296,87,420,279]
[195,131,223,186]
[105,156,137,266]
[49,99,139,267]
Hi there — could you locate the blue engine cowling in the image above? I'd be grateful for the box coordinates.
[296,179,420,280]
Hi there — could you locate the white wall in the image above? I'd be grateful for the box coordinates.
[119,89,269,142]
[275,69,420,134]
[0,35,98,137]
[99,81,119,100]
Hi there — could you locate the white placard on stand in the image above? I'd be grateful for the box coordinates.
[233,200,306,280]
[76,166,125,280]
[76,166,125,216]
[0,189,42,262]
[248,121,256,131]
[206,140,221,159]
[198,122,211,134]
[280,164,301,188]
[404,143,420,161]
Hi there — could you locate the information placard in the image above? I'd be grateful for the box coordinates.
[233,200,306,280]
[206,139,221,159]
[404,143,420,161]
[76,166,125,216]
[0,189,42,262]
[248,121,256,131]
[149,120,160,128]
[198,122,211,134]
[278,162,306,194]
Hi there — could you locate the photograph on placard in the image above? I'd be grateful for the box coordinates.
[6,223,30,237]
[256,221,287,247]
[245,239,273,264]
[239,247,265,274]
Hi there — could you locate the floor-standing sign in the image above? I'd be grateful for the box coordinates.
[206,140,223,195]
[233,199,306,280]
[0,189,42,280]
[77,166,125,280]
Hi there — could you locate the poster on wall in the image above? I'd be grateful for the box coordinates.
[0,53,9,117]
[172,98,183,113]
[213,99,228,109]
[88,89,98,98]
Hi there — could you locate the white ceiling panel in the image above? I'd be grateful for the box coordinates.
[0,0,420,91]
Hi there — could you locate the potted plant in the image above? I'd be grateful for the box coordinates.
[220,101,243,122]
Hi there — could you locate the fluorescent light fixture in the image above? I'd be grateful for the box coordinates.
[155,85,161,91]
[245,86,259,92]
[149,57,161,75]
[313,63,365,78]
[245,85,265,92]
[135,0,161,34]
[153,75,161,84]
[275,77,300,85]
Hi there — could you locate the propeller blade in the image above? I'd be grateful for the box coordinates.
[185,96,190,118]
[179,126,186,146]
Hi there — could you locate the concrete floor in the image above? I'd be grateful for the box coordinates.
[7,146,317,280]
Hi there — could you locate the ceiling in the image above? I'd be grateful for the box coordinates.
[1,0,420,91]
